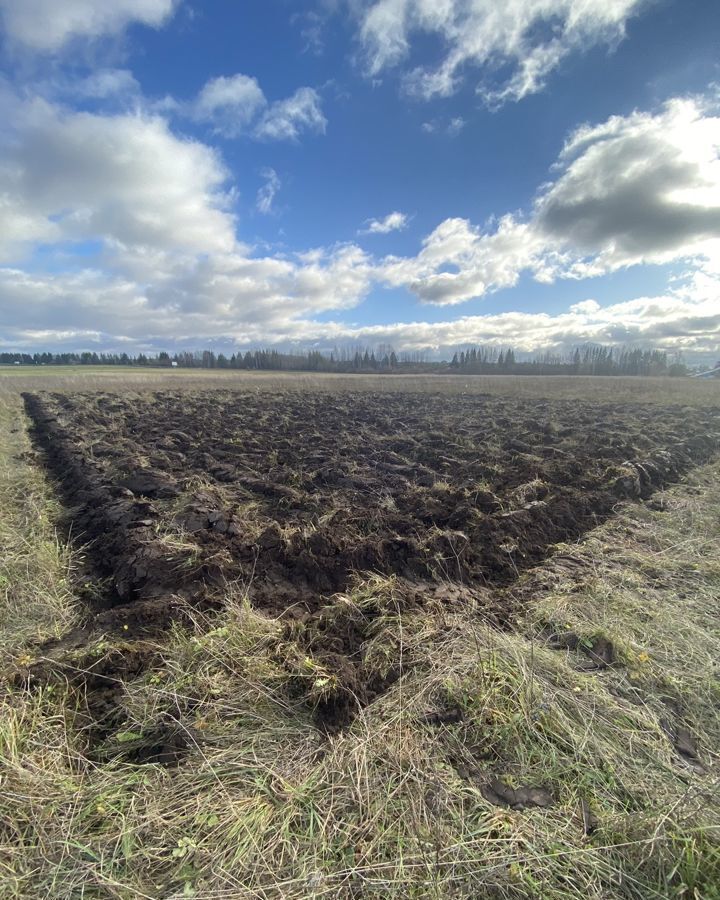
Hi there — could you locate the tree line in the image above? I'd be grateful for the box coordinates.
[449,345,686,376]
[0,344,688,376]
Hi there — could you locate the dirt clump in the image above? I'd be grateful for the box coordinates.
[482,778,555,810]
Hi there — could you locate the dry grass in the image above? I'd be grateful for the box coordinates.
[0,385,719,898]
[1,365,719,404]
[0,393,78,650]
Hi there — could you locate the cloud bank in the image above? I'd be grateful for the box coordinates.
[0,89,718,359]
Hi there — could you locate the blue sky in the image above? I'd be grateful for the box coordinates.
[0,0,719,359]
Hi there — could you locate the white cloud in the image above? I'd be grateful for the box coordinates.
[192,74,267,137]
[0,242,375,347]
[0,91,718,362]
[188,77,326,142]
[75,68,142,100]
[535,97,720,268]
[133,243,373,324]
[380,216,543,304]
[2,267,719,359]
[357,0,647,104]
[254,87,327,141]
[292,10,327,55]
[227,259,719,358]
[0,198,60,257]
[0,93,372,345]
[569,299,601,315]
[422,115,466,136]
[325,279,720,357]
[256,168,281,215]
[381,96,720,305]
[0,0,177,51]
[360,211,409,235]
[0,98,235,263]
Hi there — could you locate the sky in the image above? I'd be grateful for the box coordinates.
[0,0,719,360]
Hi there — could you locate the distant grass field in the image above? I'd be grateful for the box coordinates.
[0,374,718,898]
[1,365,719,404]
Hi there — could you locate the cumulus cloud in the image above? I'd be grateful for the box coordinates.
[380,216,544,304]
[360,211,409,235]
[134,243,373,325]
[0,93,371,345]
[321,278,720,357]
[535,98,720,268]
[192,74,266,137]
[357,0,647,104]
[219,258,718,358]
[383,96,720,305]
[0,0,177,51]
[0,98,235,263]
[254,87,327,141]
[256,168,281,215]
[0,243,374,347]
[189,76,326,141]
[74,68,142,100]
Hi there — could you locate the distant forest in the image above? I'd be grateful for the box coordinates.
[0,344,689,376]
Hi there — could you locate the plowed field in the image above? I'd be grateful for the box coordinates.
[25,390,720,616]
[6,382,720,898]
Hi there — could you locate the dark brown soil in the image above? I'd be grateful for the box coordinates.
[23,390,720,615]
[18,389,720,739]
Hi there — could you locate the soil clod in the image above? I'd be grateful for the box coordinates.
[481,778,554,810]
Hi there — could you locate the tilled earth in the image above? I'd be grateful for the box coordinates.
[18,389,720,738]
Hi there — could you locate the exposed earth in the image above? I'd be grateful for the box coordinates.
[18,389,720,737]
